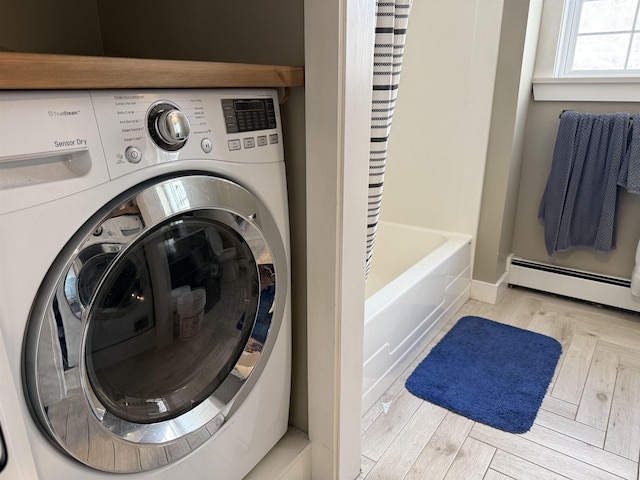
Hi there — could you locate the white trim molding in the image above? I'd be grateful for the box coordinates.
[304,0,375,478]
[532,77,640,102]
[470,271,510,305]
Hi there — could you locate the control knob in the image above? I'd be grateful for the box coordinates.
[158,109,190,145]
[147,102,190,151]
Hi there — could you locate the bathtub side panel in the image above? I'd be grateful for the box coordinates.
[362,238,471,413]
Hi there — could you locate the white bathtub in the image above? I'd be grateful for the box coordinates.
[362,221,472,412]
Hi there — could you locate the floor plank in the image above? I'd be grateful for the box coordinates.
[597,340,640,372]
[540,395,579,420]
[356,455,376,480]
[366,402,448,480]
[402,413,474,480]
[620,354,640,374]
[490,449,572,480]
[605,367,640,461]
[442,437,495,480]
[470,423,624,480]
[551,333,598,405]
[534,409,605,448]
[527,309,575,348]
[500,296,541,330]
[483,469,516,480]
[522,424,637,480]
[361,388,423,461]
[575,348,618,431]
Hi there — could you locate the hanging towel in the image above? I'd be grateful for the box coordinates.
[538,111,629,256]
[618,113,640,194]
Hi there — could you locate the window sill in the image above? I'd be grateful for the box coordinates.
[532,77,640,102]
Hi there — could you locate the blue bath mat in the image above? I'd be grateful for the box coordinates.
[405,316,562,433]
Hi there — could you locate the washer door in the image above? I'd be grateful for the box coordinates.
[24,175,288,473]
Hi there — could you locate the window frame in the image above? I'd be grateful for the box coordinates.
[554,0,640,78]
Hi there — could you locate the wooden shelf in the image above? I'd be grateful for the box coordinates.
[0,52,304,90]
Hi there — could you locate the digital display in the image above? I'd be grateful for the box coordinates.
[234,100,266,112]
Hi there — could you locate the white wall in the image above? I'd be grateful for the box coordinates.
[381,0,504,243]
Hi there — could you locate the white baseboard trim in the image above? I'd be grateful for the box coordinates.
[245,427,311,480]
[470,271,510,305]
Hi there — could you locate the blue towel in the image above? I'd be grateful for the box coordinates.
[539,111,629,255]
[618,113,640,194]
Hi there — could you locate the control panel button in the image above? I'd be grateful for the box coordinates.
[228,139,242,151]
[257,135,268,146]
[243,137,256,149]
[125,146,142,163]
[269,134,279,144]
[201,138,213,153]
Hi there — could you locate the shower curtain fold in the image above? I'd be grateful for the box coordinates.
[538,111,629,256]
[366,0,413,279]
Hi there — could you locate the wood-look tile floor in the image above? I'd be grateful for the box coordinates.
[359,286,640,480]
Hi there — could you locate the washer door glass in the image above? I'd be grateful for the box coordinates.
[86,216,260,424]
[23,175,287,473]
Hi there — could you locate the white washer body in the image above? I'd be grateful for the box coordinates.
[0,89,291,479]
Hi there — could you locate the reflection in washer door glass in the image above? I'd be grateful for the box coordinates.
[84,217,260,424]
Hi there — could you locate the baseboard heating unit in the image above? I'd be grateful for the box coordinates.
[509,257,640,313]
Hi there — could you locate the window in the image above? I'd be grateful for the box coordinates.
[555,0,640,77]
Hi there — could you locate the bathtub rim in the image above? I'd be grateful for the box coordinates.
[365,222,471,317]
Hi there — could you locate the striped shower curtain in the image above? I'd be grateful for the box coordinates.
[365,0,413,279]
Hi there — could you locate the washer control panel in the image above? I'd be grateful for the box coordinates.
[89,89,283,179]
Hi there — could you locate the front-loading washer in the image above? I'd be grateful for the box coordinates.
[0,88,291,478]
